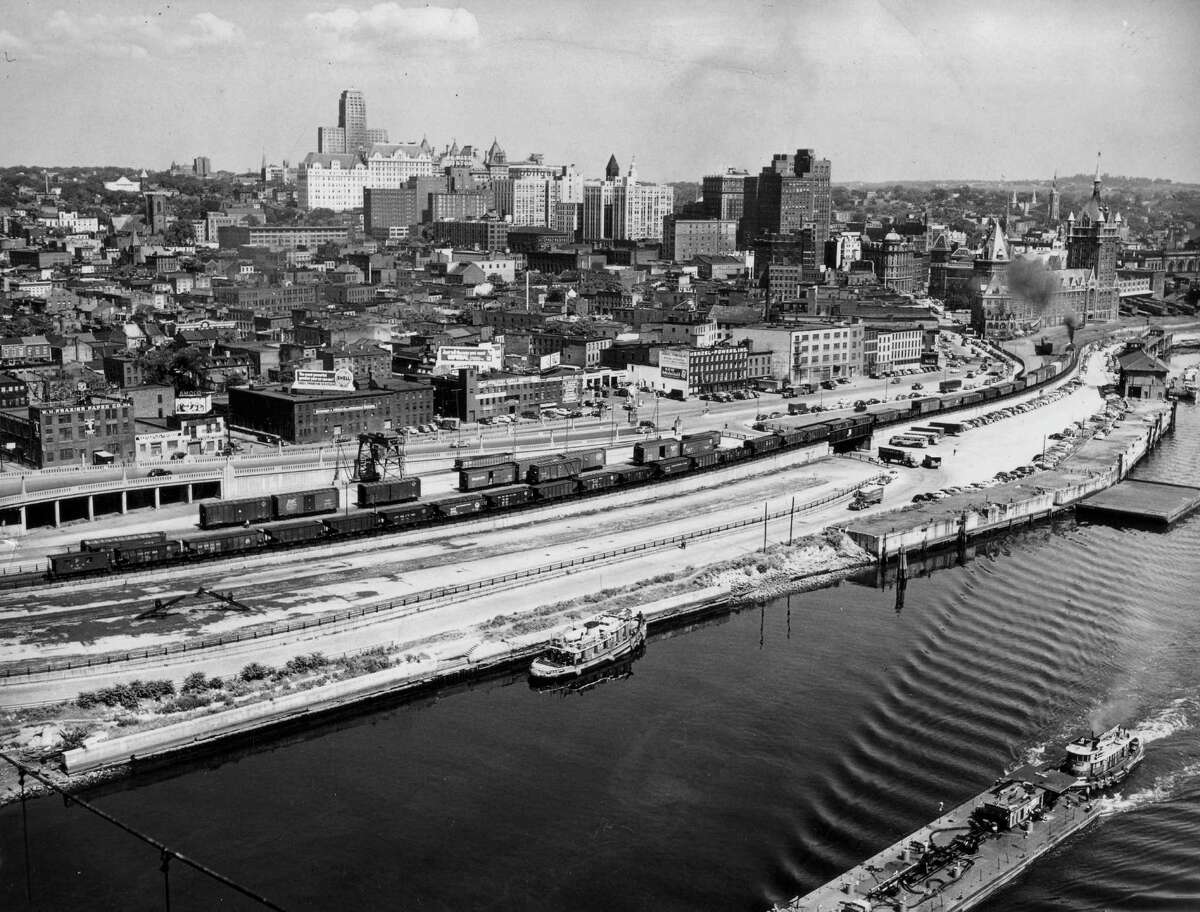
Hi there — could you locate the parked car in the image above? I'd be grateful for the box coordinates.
[147,468,173,477]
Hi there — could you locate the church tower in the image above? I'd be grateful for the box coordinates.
[1048,171,1061,221]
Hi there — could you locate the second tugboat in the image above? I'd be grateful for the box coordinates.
[778,724,1143,911]
[530,608,646,681]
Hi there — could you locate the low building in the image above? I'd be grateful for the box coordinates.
[430,368,617,423]
[1117,349,1169,400]
[216,225,349,251]
[0,396,137,467]
[228,381,434,444]
[862,323,926,377]
[0,372,30,409]
[135,416,228,461]
[661,217,738,262]
[319,343,392,384]
[632,345,749,397]
[736,322,864,385]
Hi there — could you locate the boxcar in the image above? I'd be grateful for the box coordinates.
[680,437,716,457]
[458,463,519,491]
[323,513,382,537]
[433,494,487,518]
[378,503,435,529]
[526,457,583,484]
[272,488,339,520]
[199,496,274,529]
[963,392,985,405]
[995,382,1017,397]
[483,485,534,509]
[573,448,607,471]
[182,529,268,557]
[357,478,421,507]
[81,531,167,552]
[632,438,682,465]
[655,456,693,476]
[939,393,965,410]
[453,452,515,472]
[532,479,577,501]
[266,520,327,544]
[576,471,620,492]
[909,397,942,415]
[683,430,722,449]
[50,550,112,578]
[113,541,182,566]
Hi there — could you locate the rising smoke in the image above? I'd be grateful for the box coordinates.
[1006,256,1081,343]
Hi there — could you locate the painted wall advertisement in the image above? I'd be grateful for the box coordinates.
[175,393,213,415]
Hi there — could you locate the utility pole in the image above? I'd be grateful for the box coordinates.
[788,495,795,545]
[762,501,768,552]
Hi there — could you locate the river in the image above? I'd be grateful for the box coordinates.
[2,403,1197,911]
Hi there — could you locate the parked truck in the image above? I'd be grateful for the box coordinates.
[877,445,918,467]
[848,485,884,510]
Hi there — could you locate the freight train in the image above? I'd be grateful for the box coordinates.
[34,349,1077,585]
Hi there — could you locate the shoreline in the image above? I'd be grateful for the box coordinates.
[0,536,875,805]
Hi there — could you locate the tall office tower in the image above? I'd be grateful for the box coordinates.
[582,158,674,242]
[317,89,389,153]
[752,148,831,280]
[701,169,748,221]
[192,156,211,178]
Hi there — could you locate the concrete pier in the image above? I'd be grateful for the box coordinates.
[844,400,1175,560]
[1076,479,1200,526]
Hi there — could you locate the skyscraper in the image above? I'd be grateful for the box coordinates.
[582,157,673,242]
[750,148,831,281]
[317,89,389,154]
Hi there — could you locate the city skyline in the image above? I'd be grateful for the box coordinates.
[1,0,1199,184]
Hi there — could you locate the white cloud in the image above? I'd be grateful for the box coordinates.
[34,9,245,60]
[303,3,480,57]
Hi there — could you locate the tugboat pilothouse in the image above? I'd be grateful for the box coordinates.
[529,609,647,680]
[1062,724,1144,789]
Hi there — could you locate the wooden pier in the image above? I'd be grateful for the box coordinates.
[1076,479,1200,526]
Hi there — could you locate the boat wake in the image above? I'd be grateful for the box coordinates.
[1097,760,1200,818]
[1138,696,1196,744]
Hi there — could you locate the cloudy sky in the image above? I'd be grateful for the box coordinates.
[2,0,1198,183]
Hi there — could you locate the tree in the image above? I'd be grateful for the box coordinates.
[163,220,195,246]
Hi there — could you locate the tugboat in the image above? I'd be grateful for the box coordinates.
[529,608,646,681]
[778,724,1146,911]
[1061,724,1144,790]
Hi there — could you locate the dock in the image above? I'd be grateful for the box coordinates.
[1076,479,1200,525]
[843,400,1176,560]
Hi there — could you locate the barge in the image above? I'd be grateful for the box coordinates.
[779,726,1143,911]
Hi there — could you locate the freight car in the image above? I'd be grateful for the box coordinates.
[182,529,269,557]
[49,550,112,579]
[689,452,720,469]
[378,502,435,529]
[433,494,487,518]
[272,488,339,520]
[323,513,382,537]
[483,485,534,509]
[633,438,682,464]
[199,496,274,529]
[357,478,421,507]
[526,457,583,484]
[453,452,514,472]
[576,471,620,492]
[458,463,519,492]
[742,435,782,455]
[114,541,183,567]
[654,456,693,477]
[266,520,327,544]
[81,532,167,552]
[532,479,576,501]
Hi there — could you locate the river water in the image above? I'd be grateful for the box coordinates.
[2,404,1198,911]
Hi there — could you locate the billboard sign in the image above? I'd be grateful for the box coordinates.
[176,393,213,415]
[291,368,356,392]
